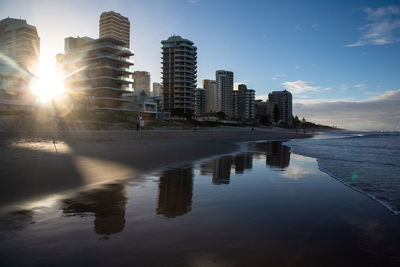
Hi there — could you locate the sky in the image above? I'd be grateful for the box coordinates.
[1,0,399,130]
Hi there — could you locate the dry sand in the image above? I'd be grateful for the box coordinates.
[0,127,309,207]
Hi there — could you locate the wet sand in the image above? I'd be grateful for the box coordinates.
[0,127,309,207]
[1,140,400,267]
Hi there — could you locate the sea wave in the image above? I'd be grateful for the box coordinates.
[286,131,400,215]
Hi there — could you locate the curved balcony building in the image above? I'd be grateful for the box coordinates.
[161,36,197,117]
[58,36,134,113]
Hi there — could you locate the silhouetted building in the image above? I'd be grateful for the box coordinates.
[62,184,127,235]
[232,84,255,121]
[255,100,266,118]
[157,167,194,218]
[195,87,206,116]
[0,18,39,111]
[99,11,130,48]
[57,36,134,112]
[133,71,150,95]
[161,36,197,117]
[268,90,292,126]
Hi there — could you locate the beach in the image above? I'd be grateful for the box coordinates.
[1,128,400,267]
[0,127,308,207]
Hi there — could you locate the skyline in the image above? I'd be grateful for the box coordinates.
[0,0,399,130]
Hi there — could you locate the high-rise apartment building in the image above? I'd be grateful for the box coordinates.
[57,36,134,112]
[232,84,255,121]
[161,36,197,117]
[195,88,206,116]
[132,71,150,95]
[268,90,292,125]
[152,82,162,97]
[202,79,220,112]
[216,70,233,118]
[247,89,255,120]
[99,11,130,48]
[0,18,40,110]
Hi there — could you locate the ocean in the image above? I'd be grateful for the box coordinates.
[286,131,400,215]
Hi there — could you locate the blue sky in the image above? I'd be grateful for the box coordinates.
[1,0,399,130]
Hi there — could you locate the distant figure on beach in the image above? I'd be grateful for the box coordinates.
[251,127,255,132]
[136,114,143,134]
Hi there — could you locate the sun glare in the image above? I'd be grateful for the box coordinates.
[31,60,65,104]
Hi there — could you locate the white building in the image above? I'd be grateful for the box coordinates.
[133,71,151,95]
[202,79,220,112]
[152,82,162,97]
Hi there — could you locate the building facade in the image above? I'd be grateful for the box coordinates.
[216,70,233,118]
[0,18,40,111]
[232,84,255,121]
[99,11,130,48]
[152,82,162,97]
[132,71,150,95]
[268,90,292,126]
[161,36,197,117]
[195,88,206,116]
[58,36,134,113]
[202,79,220,112]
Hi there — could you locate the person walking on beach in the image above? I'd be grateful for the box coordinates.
[136,114,143,137]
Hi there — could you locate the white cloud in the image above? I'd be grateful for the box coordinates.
[340,84,349,91]
[187,0,198,4]
[294,65,301,70]
[281,165,314,180]
[255,94,268,101]
[271,73,287,80]
[282,80,330,94]
[346,5,400,47]
[295,24,301,30]
[353,83,367,90]
[293,89,400,131]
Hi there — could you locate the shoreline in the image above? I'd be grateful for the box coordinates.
[0,128,310,208]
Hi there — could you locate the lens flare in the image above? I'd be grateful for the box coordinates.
[31,60,65,104]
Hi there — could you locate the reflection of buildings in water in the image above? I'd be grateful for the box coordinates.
[62,184,127,235]
[157,167,194,218]
[233,153,253,174]
[199,153,253,185]
[265,141,290,168]
[213,156,233,185]
[253,141,290,168]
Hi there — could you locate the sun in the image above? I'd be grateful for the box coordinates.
[31,59,65,104]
